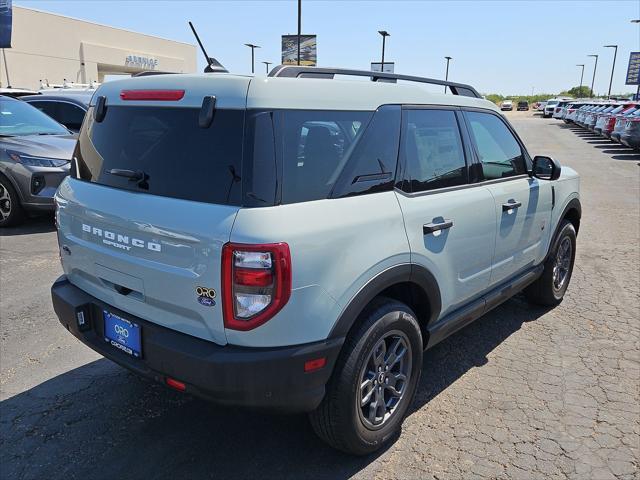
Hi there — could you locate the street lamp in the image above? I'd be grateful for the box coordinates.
[587,54,598,97]
[244,43,260,74]
[576,64,585,98]
[262,61,272,74]
[378,30,390,71]
[443,56,452,93]
[604,45,618,99]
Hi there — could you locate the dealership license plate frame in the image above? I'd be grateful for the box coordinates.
[103,310,142,358]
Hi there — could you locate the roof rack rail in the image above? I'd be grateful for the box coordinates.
[268,65,481,98]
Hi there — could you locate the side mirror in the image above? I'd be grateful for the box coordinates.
[531,156,561,181]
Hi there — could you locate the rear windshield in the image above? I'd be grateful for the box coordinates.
[74,106,245,205]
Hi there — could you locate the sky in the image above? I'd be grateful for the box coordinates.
[15,0,640,95]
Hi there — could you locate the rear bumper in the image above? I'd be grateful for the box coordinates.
[51,276,344,412]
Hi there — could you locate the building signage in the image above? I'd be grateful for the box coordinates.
[125,54,159,70]
[281,35,316,66]
[625,52,640,86]
[0,0,12,48]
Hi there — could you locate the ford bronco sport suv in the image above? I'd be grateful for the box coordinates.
[51,66,581,455]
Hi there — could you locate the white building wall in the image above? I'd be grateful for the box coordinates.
[1,6,197,89]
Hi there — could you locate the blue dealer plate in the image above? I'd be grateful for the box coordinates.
[103,310,142,358]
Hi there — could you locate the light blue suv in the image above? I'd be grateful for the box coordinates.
[51,66,580,455]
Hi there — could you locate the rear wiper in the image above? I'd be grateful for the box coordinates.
[106,169,149,189]
[106,168,145,180]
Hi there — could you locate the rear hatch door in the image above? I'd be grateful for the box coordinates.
[56,75,251,345]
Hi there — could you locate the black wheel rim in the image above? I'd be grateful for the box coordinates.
[0,184,11,221]
[357,330,412,429]
[552,237,572,292]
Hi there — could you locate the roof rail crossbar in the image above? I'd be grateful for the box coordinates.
[268,65,481,98]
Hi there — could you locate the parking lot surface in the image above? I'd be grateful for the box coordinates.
[1,111,638,479]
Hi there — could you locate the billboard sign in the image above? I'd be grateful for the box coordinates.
[371,62,395,73]
[371,62,396,83]
[282,35,316,66]
[0,0,12,48]
[625,52,640,86]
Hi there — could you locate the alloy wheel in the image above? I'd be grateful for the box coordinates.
[357,330,412,429]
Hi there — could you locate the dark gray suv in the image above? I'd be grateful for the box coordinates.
[0,96,76,227]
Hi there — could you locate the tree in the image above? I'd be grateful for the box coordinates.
[561,86,593,98]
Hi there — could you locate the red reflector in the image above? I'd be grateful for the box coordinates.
[165,377,186,391]
[234,268,273,287]
[120,89,185,101]
[304,357,327,372]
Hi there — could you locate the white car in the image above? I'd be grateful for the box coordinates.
[500,100,513,111]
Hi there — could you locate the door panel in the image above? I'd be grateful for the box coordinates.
[463,109,552,285]
[485,177,551,285]
[397,108,496,318]
[396,188,496,317]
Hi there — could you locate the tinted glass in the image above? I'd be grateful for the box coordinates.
[466,111,526,180]
[401,109,467,192]
[243,111,277,207]
[331,105,401,198]
[56,102,86,131]
[28,100,57,118]
[280,110,371,203]
[74,106,244,205]
[0,97,68,136]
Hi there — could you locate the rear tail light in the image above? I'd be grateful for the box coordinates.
[222,242,291,331]
[120,89,185,101]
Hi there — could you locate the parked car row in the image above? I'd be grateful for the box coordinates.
[0,91,92,226]
[550,100,640,150]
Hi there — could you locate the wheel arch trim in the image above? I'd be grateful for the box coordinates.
[328,263,442,340]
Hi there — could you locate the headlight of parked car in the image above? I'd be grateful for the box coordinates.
[7,151,70,167]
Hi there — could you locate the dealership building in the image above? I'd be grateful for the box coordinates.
[1,6,197,90]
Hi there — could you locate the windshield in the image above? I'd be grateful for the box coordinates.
[0,97,69,136]
[547,100,559,106]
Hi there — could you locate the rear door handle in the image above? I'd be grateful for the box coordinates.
[502,201,522,212]
[423,220,454,235]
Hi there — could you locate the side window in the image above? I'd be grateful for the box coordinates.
[400,109,467,192]
[28,101,57,119]
[280,110,371,204]
[465,111,526,180]
[331,105,401,198]
[56,102,86,131]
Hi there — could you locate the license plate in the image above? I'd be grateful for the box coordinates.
[103,310,142,358]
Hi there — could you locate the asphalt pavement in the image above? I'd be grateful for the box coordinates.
[0,110,638,479]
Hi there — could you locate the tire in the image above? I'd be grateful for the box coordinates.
[309,297,423,455]
[524,220,576,306]
[0,175,25,228]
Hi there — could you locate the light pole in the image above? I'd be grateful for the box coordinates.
[378,30,390,71]
[262,61,272,74]
[633,21,640,100]
[297,0,302,65]
[604,45,618,99]
[244,43,260,74]
[576,64,585,98]
[587,54,598,97]
[444,56,452,93]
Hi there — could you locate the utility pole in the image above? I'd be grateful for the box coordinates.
[378,30,390,71]
[262,61,272,74]
[576,64,585,97]
[244,43,260,74]
[444,56,452,93]
[604,45,618,99]
[587,54,598,97]
[297,0,302,65]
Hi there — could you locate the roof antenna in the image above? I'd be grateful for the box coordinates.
[188,21,228,73]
